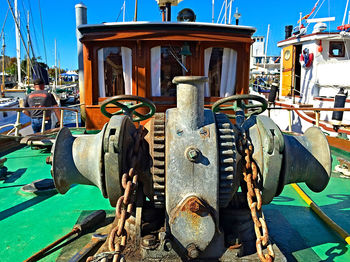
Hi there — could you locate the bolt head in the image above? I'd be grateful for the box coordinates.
[164,240,172,252]
[189,200,200,212]
[187,243,199,258]
[185,147,200,162]
[176,129,183,136]
[142,235,156,247]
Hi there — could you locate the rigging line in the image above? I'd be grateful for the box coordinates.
[19,0,37,61]
[6,0,35,72]
[305,0,326,30]
[38,0,47,65]
[342,0,350,25]
[216,0,226,23]
[116,1,125,22]
[27,0,40,61]
[0,7,10,40]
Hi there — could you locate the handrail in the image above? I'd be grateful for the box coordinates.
[268,107,350,112]
[0,106,80,135]
[0,106,79,112]
[267,104,350,132]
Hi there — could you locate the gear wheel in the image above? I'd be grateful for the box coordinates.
[215,113,238,208]
[147,113,166,208]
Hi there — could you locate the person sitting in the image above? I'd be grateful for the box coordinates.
[23,78,61,133]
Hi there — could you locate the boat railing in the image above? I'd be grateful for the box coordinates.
[267,106,350,132]
[0,106,80,136]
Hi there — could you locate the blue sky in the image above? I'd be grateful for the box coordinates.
[1,0,349,70]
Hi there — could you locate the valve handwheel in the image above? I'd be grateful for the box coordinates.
[212,94,267,119]
[100,95,156,122]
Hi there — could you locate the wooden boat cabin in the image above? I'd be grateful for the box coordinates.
[77,13,255,130]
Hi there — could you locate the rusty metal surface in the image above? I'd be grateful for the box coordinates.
[170,196,215,253]
[166,76,219,255]
[144,113,166,208]
[215,113,240,208]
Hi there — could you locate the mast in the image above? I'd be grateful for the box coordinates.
[134,0,138,22]
[59,58,61,86]
[15,0,22,87]
[123,0,126,22]
[342,0,349,26]
[212,0,214,23]
[224,0,227,24]
[26,11,30,86]
[264,24,270,70]
[55,39,57,88]
[228,0,233,24]
[1,34,5,97]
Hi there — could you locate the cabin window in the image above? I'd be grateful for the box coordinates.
[329,42,345,57]
[151,46,184,96]
[204,47,237,97]
[97,47,132,97]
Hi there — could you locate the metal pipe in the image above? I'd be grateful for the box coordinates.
[315,111,320,127]
[41,110,46,133]
[75,3,87,121]
[165,2,171,22]
[60,109,64,128]
[173,76,208,130]
[14,111,21,136]
[75,112,79,127]
[288,109,292,132]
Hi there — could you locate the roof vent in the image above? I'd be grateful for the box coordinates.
[313,22,327,33]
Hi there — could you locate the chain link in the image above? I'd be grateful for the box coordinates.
[87,125,146,262]
[241,138,275,262]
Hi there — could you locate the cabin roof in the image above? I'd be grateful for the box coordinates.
[78,21,256,36]
[277,32,350,47]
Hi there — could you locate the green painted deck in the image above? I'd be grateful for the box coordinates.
[265,147,350,262]
[0,145,114,261]
[0,138,349,261]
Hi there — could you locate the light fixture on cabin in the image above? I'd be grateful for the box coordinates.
[233,7,241,25]
[177,8,196,22]
[180,42,192,56]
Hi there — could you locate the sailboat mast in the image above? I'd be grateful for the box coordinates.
[264,24,270,70]
[15,0,22,87]
[26,11,30,86]
[1,34,5,97]
[55,39,57,88]
[212,0,215,23]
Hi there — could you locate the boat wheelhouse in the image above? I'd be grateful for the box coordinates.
[276,27,350,128]
[77,21,255,130]
[278,30,350,104]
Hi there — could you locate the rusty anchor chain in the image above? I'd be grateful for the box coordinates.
[240,135,275,262]
[87,125,148,262]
